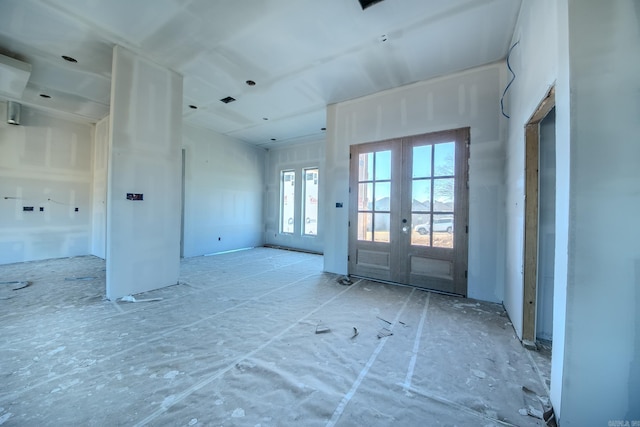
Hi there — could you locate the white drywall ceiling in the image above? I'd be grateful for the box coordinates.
[0,0,521,147]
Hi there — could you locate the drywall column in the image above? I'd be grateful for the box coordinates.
[105,46,182,300]
[90,115,109,259]
[557,0,640,424]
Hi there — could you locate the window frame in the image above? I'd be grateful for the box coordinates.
[279,169,296,234]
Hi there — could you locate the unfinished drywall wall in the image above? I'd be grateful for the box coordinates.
[558,1,640,424]
[0,102,94,264]
[264,140,324,254]
[90,115,108,259]
[324,63,506,302]
[503,0,560,342]
[503,0,566,416]
[105,46,182,300]
[181,124,265,258]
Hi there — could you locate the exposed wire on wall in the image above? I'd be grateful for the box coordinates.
[500,40,520,119]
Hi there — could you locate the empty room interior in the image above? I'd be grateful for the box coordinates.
[0,1,638,426]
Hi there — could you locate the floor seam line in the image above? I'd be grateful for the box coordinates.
[0,271,324,405]
[399,384,519,427]
[133,279,362,427]
[326,287,416,427]
[402,291,430,391]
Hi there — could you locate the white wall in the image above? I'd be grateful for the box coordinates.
[182,124,265,258]
[105,46,182,299]
[90,115,108,259]
[0,102,94,264]
[506,0,640,423]
[559,0,640,424]
[503,0,560,341]
[264,140,324,254]
[324,63,506,302]
[504,0,566,416]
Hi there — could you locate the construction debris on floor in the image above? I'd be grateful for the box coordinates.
[0,248,551,426]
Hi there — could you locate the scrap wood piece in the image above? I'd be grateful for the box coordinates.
[0,280,32,291]
[377,327,393,339]
[315,321,330,334]
[376,316,392,325]
[120,295,163,303]
[337,276,353,286]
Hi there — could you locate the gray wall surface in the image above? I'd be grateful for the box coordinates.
[90,115,108,259]
[181,124,265,258]
[0,102,94,264]
[105,46,183,299]
[324,63,507,302]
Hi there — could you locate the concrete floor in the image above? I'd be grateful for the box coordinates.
[1,248,551,426]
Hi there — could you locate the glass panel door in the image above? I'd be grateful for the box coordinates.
[349,128,469,295]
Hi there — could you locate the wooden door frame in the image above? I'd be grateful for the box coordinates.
[522,86,555,347]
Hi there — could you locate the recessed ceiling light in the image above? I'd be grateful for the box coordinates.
[246,80,256,86]
[220,96,236,104]
[270,138,276,141]
[39,94,51,98]
[189,105,198,109]
[263,117,269,121]
[62,55,77,63]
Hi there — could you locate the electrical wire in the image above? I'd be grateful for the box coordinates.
[500,40,520,119]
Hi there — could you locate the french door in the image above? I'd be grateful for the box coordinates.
[348,128,469,296]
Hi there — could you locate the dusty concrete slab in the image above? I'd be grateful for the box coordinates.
[0,248,550,426]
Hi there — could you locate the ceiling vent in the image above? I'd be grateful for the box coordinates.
[0,54,31,99]
[358,0,385,10]
[7,101,21,125]
[220,96,236,104]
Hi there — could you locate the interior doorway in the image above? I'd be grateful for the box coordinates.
[522,87,556,347]
[348,128,469,295]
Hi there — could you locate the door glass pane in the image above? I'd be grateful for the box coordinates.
[434,142,455,177]
[412,145,432,178]
[434,178,454,212]
[303,168,318,236]
[375,150,391,180]
[412,179,431,211]
[411,213,431,246]
[358,213,372,241]
[359,153,374,181]
[374,182,390,211]
[373,213,390,242]
[280,170,295,233]
[358,183,373,210]
[432,214,454,248]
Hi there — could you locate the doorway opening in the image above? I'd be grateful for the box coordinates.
[348,128,469,295]
[522,87,556,348]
